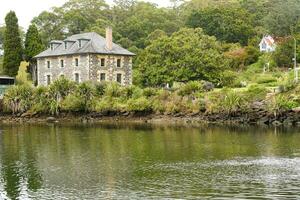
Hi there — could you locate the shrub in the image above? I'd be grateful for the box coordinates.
[220,70,238,87]
[177,81,203,96]
[95,82,108,96]
[127,97,152,113]
[3,84,34,114]
[222,91,245,114]
[123,85,143,99]
[31,86,50,113]
[143,87,158,97]
[245,84,267,101]
[267,94,299,115]
[104,82,124,98]
[75,82,96,112]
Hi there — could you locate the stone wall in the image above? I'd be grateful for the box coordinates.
[37,54,132,86]
[37,54,89,86]
[89,54,132,86]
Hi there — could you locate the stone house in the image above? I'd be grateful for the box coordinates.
[34,27,135,86]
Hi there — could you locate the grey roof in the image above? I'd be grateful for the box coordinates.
[34,32,135,58]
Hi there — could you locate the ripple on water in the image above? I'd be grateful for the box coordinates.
[133,157,300,199]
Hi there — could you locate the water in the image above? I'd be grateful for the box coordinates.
[0,123,300,199]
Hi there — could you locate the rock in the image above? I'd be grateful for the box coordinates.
[202,81,214,91]
[258,117,269,125]
[272,120,282,126]
[283,119,294,126]
[46,117,56,123]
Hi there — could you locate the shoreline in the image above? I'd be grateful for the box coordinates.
[1,110,300,126]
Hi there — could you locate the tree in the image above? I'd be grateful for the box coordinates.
[186,6,255,45]
[24,24,44,62]
[3,11,23,77]
[263,0,300,36]
[272,35,300,68]
[24,24,45,84]
[0,26,5,45]
[135,28,228,87]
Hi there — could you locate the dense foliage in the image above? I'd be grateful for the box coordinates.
[3,11,23,77]
[24,24,45,63]
[135,28,227,86]
[186,6,255,45]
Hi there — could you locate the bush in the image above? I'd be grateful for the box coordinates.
[104,82,124,98]
[245,84,267,101]
[222,91,245,114]
[267,94,299,115]
[177,81,203,96]
[95,82,108,96]
[127,97,152,113]
[220,70,238,87]
[3,84,34,114]
[143,87,158,97]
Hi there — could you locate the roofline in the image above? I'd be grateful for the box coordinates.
[34,52,136,59]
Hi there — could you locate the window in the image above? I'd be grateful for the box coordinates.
[117,59,121,68]
[116,73,122,84]
[47,61,51,69]
[46,75,51,85]
[50,44,53,50]
[60,74,65,78]
[75,58,79,67]
[60,59,64,68]
[64,42,67,49]
[100,73,106,81]
[75,73,80,83]
[101,58,105,67]
[79,40,82,48]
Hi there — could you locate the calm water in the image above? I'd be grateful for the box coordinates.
[0,123,300,199]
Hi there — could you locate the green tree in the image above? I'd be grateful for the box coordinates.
[24,24,45,84]
[272,35,300,68]
[135,28,228,87]
[24,24,44,62]
[3,11,23,77]
[263,0,300,36]
[0,26,5,45]
[186,6,255,45]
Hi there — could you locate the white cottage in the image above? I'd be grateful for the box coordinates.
[259,35,276,53]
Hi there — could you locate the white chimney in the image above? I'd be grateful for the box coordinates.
[106,26,113,51]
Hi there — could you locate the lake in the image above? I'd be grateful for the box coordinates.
[0,123,300,199]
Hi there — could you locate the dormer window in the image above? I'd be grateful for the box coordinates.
[78,39,90,48]
[64,42,67,49]
[50,44,53,50]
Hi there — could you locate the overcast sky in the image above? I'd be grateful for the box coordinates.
[0,0,171,30]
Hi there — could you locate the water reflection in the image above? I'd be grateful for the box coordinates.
[0,124,299,199]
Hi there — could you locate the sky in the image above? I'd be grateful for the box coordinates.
[0,0,171,30]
